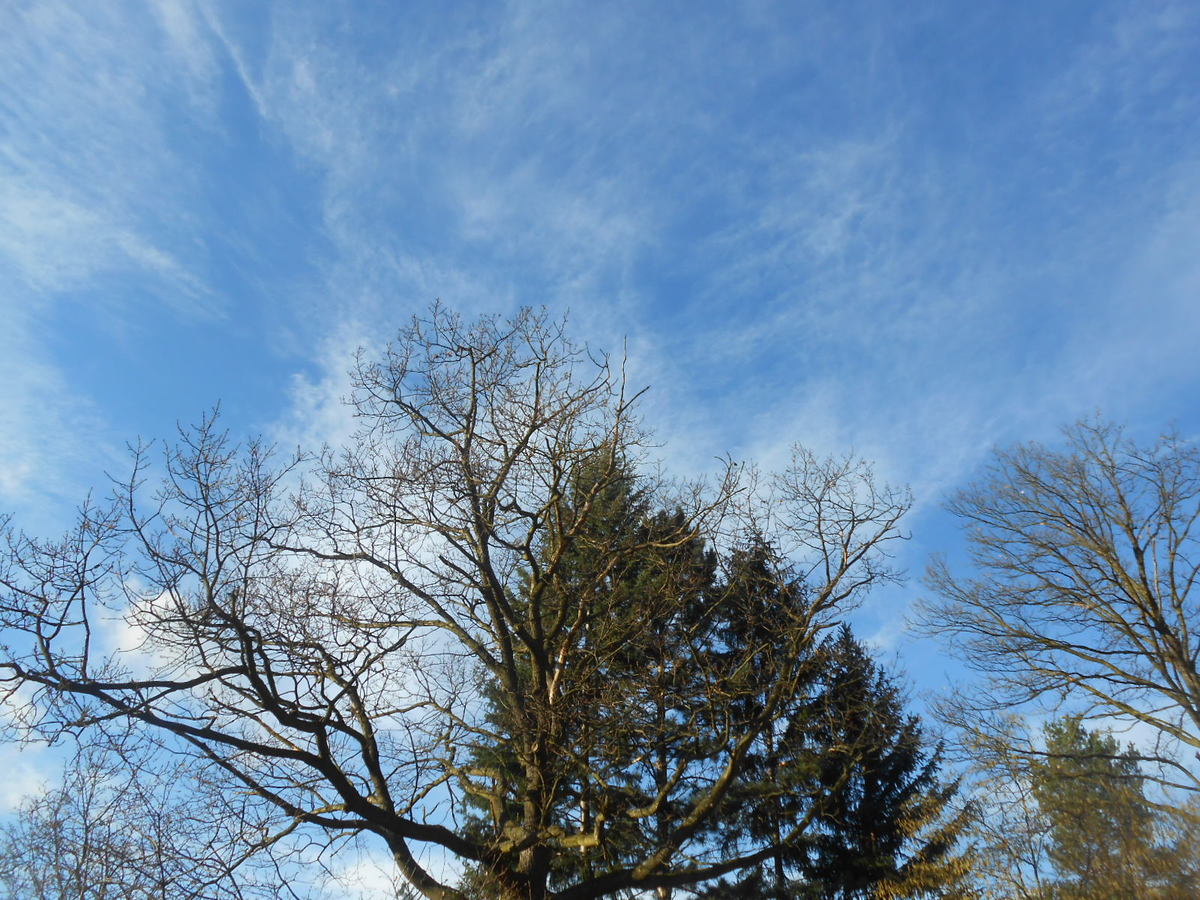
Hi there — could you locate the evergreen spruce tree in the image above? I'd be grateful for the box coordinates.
[701,627,973,900]
[461,455,972,900]
[696,543,822,900]
[459,450,717,896]
[795,627,973,900]
[474,475,974,900]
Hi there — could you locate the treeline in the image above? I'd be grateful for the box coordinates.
[0,308,1196,899]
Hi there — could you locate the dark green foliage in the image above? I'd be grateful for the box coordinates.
[1032,718,1151,894]
[794,628,971,899]
[701,628,972,900]
[460,451,720,894]
[462,452,968,899]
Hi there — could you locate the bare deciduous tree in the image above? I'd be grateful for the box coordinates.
[0,734,297,900]
[921,419,1200,813]
[0,307,909,900]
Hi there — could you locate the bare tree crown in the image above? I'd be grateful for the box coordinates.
[922,419,1200,805]
[1,306,912,900]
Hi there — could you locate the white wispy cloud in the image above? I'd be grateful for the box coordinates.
[228,2,1197,544]
[0,3,218,299]
[2,0,1198,888]
[0,1,233,520]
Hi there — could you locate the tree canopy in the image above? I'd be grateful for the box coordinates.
[698,625,973,900]
[0,306,936,900]
[921,420,1200,811]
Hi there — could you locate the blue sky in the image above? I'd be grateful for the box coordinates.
[3,0,1200,819]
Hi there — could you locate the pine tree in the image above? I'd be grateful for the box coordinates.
[696,543,822,900]
[1028,718,1199,900]
[694,625,973,900]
